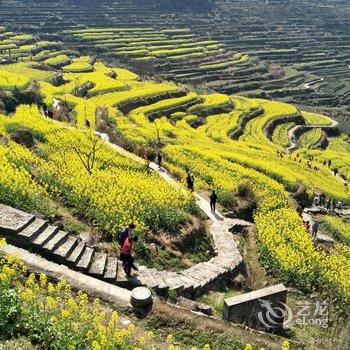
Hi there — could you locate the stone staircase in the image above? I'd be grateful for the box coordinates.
[0,204,131,286]
[0,203,247,297]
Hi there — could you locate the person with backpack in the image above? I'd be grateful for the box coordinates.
[336,201,343,214]
[313,195,320,207]
[210,189,217,212]
[186,171,194,192]
[120,235,138,277]
[311,221,319,239]
[303,220,310,233]
[118,223,135,246]
[156,152,162,168]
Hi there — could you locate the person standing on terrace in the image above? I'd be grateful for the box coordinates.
[210,189,218,212]
[156,152,162,168]
[120,235,138,277]
[186,171,194,192]
[118,223,136,246]
[311,221,319,239]
[303,220,310,233]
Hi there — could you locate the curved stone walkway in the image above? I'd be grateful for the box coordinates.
[99,133,250,295]
[0,132,249,297]
[285,117,338,153]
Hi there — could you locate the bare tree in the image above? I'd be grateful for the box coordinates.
[154,118,164,146]
[51,129,114,175]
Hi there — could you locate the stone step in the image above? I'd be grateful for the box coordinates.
[201,262,227,275]
[53,236,79,260]
[17,218,48,242]
[137,267,161,288]
[67,242,86,267]
[43,230,69,253]
[89,252,107,277]
[116,260,128,280]
[0,204,35,234]
[154,282,169,295]
[76,246,94,272]
[183,267,216,283]
[104,257,118,281]
[32,226,60,247]
[177,273,198,290]
[115,260,140,288]
[151,271,183,293]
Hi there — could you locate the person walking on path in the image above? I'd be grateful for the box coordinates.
[120,235,138,277]
[186,171,194,192]
[144,154,151,170]
[118,223,135,246]
[156,152,162,168]
[313,195,320,207]
[210,190,218,212]
[303,220,310,233]
[326,198,332,211]
[311,221,319,239]
[336,201,343,214]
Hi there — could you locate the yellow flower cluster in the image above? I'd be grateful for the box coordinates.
[111,93,349,308]
[0,105,194,236]
[0,48,349,310]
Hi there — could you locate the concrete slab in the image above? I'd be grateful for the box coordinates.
[0,204,34,233]
[223,284,287,330]
[0,243,131,308]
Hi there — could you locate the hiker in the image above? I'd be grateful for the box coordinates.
[336,201,343,214]
[186,171,194,192]
[332,199,336,211]
[326,198,332,211]
[144,154,150,169]
[328,159,332,167]
[156,152,162,168]
[210,189,218,212]
[333,168,338,176]
[303,221,310,233]
[85,119,91,128]
[311,221,319,239]
[120,235,138,277]
[313,195,320,207]
[118,223,136,246]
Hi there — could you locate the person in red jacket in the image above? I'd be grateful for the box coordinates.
[120,235,138,277]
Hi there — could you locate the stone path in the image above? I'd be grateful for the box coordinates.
[285,117,338,153]
[0,132,249,297]
[302,209,335,244]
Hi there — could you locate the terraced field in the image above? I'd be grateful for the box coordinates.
[0,27,349,312]
[0,3,349,348]
[0,0,348,135]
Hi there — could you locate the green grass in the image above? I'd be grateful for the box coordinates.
[44,54,70,66]
[272,122,296,147]
[299,128,324,148]
[321,216,350,244]
[302,111,334,126]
